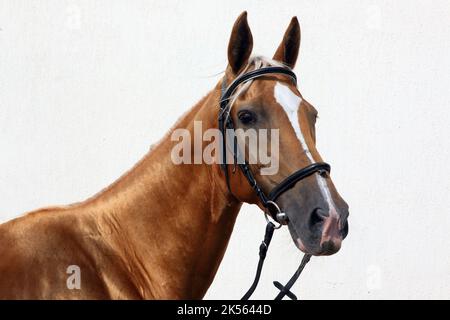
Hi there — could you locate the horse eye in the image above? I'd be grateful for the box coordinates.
[238,110,256,124]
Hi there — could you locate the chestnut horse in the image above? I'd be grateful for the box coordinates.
[0,12,348,299]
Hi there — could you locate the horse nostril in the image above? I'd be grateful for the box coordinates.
[341,220,349,238]
[309,208,327,228]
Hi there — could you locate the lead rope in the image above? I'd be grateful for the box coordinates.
[273,253,311,300]
[241,222,312,300]
[241,222,275,300]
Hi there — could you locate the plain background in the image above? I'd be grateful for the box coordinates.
[1,1,449,299]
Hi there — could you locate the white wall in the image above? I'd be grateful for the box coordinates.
[1,0,449,299]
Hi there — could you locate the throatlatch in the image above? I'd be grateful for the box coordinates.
[218,66,330,300]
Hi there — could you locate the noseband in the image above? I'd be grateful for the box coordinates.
[218,66,331,300]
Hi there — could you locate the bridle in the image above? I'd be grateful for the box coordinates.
[218,66,331,300]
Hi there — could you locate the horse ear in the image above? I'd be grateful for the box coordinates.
[273,17,301,68]
[227,11,253,74]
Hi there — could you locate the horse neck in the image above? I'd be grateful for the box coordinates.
[87,85,242,298]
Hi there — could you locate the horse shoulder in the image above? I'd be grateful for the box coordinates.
[0,207,114,299]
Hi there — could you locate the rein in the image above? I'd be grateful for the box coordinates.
[218,66,331,300]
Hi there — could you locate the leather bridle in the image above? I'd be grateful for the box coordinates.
[218,66,331,300]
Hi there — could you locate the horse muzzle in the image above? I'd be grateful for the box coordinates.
[294,210,348,256]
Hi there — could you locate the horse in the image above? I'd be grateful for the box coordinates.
[0,12,349,299]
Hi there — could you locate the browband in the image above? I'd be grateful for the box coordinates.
[220,66,297,110]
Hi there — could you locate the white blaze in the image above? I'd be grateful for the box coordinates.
[274,82,338,217]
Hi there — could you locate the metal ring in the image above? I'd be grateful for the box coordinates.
[264,201,284,229]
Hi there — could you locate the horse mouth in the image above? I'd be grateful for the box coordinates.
[295,236,342,256]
